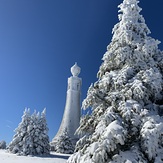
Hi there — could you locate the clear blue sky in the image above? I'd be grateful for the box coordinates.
[0,0,162,144]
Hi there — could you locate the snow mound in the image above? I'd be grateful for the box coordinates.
[0,150,69,163]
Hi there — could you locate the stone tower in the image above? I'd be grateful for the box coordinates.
[51,63,82,149]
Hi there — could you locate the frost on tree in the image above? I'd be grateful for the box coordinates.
[38,108,50,155]
[8,108,50,156]
[55,128,74,154]
[8,108,31,155]
[67,0,163,163]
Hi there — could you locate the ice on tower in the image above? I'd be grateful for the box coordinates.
[51,63,82,150]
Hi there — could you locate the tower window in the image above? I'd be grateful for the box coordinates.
[77,84,80,90]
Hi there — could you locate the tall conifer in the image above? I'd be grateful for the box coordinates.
[68,0,163,162]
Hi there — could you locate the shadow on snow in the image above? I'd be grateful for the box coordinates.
[35,153,70,160]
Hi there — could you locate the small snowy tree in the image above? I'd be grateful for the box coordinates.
[0,140,6,149]
[55,128,74,154]
[8,108,50,156]
[68,0,163,163]
[8,108,31,155]
[36,108,50,155]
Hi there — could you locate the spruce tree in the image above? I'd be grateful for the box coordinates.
[55,128,74,154]
[68,0,163,162]
[8,108,31,155]
[8,108,50,156]
[37,108,50,155]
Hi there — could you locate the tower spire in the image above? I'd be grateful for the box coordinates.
[71,62,81,77]
[51,63,82,151]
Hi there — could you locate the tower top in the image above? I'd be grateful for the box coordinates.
[71,62,81,77]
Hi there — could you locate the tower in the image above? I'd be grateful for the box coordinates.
[51,63,82,150]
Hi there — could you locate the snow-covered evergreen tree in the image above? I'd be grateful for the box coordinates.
[36,108,50,155]
[55,128,74,154]
[8,108,31,155]
[68,0,163,162]
[8,108,50,156]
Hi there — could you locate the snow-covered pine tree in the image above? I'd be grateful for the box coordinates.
[67,0,163,162]
[8,108,50,156]
[27,110,41,155]
[36,108,50,155]
[55,128,74,154]
[24,109,50,156]
[8,108,31,155]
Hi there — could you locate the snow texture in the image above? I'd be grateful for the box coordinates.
[67,0,163,162]
[0,149,69,163]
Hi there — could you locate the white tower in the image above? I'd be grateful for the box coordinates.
[51,63,82,149]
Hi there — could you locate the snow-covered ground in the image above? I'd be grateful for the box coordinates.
[0,149,70,163]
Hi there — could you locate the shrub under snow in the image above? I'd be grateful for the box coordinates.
[0,140,6,149]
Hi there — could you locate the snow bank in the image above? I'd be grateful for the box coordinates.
[0,150,69,163]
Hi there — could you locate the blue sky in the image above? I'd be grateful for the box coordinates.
[0,0,162,144]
